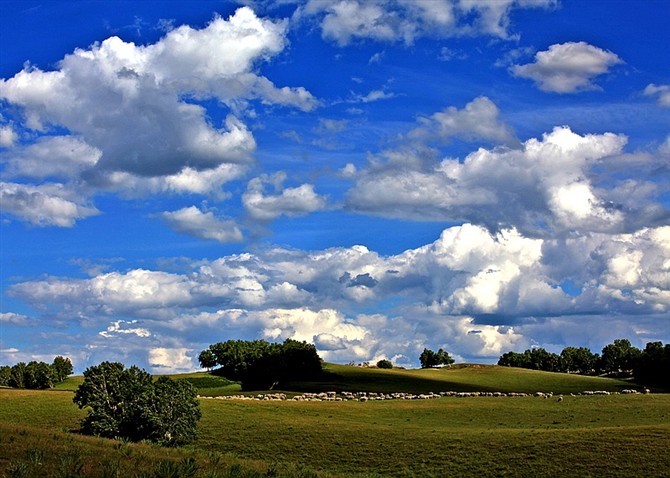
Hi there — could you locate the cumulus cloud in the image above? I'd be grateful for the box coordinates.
[346,126,647,234]
[1,136,100,180]
[7,219,670,367]
[0,312,30,325]
[160,206,243,243]
[0,181,100,227]
[11,222,670,323]
[99,320,151,338]
[243,172,327,220]
[297,0,555,45]
[644,84,670,108]
[510,41,623,93]
[0,125,18,147]
[148,347,195,373]
[0,8,317,225]
[409,96,518,145]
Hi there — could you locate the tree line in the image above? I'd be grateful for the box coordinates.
[199,338,323,390]
[498,339,670,388]
[0,356,73,389]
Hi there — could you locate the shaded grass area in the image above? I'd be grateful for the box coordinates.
[284,363,635,395]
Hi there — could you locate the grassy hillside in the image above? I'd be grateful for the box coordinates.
[1,365,667,477]
[282,363,636,395]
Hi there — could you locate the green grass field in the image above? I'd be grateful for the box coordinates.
[1,365,669,477]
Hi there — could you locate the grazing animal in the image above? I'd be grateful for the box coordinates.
[557,396,563,402]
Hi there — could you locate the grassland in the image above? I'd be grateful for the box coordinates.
[1,364,669,477]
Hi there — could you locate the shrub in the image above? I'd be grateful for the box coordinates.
[376,359,393,369]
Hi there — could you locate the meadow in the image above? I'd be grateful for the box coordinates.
[1,364,669,477]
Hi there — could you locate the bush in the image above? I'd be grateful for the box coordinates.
[376,359,393,369]
[73,362,201,446]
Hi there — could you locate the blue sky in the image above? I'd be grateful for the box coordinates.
[1,0,669,373]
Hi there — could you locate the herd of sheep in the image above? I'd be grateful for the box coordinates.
[199,388,649,402]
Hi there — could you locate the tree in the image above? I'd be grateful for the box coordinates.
[498,351,528,368]
[435,349,455,367]
[600,339,641,375]
[201,339,323,390]
[527,348,560,372]
[73,362,201,446]
[9,362,27,388]
[633,341,670,388]
[0,365,10,386]
[376,359,393,369]
[420,348,454,368]
[52,356,74,382]
[198,349,216,370]
[143,377,202,447]
[25,361,56,389]
[559,347,598,374]
[419,348,437,368]
[73,362,153,441]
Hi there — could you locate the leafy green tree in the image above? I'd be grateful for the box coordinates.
[498,351,528,368]
[633,341,670,388]
[435,349,455,367]
[143,377,202,447]
[73,362,154,441]
[202,339,323,390]
[9,362,27,388]
[600,339,641,374]
[0,365,10,386]
[25,361,56,389]
[527,348,560,372]
[498,348,560,372]
[52,356,74,382]
[73,362,201,446]
[208,340,272,381]
[559,347,598,374]
[419,348,437,368]
[376,359,393,369]
[198,349,217,370]
[420,348,455,368]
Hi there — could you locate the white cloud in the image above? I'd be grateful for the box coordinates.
[243,172,327,220]
[0,312,30,325]
[349,89,396,103]
[148,347,195,373]
[347,126,631,233]
[660,136,670,155]
[0,125,18,147]
[99,320,151,338]
[0,7,317,225]
[2,136,100,180]
[644,84,670,108]
[160,206,243,243]
[511,41,623,93]
[0,181,99,227]
[8,221,670,367]
[596,226,670,312]
[409,96,517,145]
[298,0,554,45]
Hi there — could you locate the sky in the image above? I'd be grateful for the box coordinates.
[1,0,669,374]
